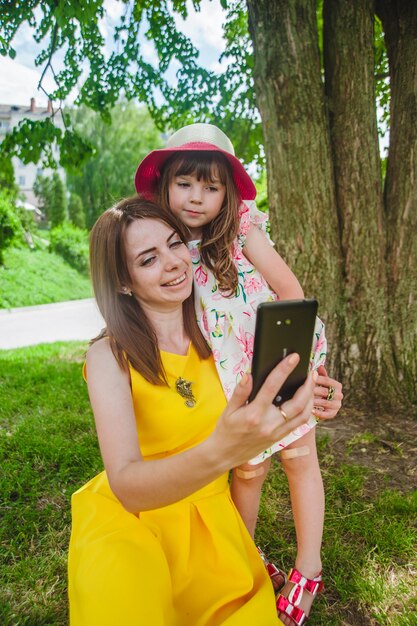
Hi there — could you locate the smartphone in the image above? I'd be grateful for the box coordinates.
[249,299,318,406]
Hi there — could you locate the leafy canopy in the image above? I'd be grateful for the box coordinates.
[1,0,261,167]
[0,0,388,169]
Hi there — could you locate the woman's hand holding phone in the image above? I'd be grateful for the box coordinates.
[209,353,316,471]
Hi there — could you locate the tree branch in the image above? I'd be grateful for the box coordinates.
[37,20,59,92]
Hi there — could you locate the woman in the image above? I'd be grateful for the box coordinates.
[68,196,338,626]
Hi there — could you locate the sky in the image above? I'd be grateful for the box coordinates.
[0,0,227,108]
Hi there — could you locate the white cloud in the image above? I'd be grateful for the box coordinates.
[141,39,158,65]
[175,0,226,51]
[101,0,126,44]
[209,56,229,74]
[104,0,125,21]
[172,0,226,68]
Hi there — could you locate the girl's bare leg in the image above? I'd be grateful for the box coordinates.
[278,428,324,625]
[230,458,271,538]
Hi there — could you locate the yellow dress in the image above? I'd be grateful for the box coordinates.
[68,344,281,626]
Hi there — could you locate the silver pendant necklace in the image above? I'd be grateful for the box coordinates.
[175,377,196,408]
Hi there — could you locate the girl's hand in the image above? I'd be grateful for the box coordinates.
[211,354,316,469]
[312,365,343,420]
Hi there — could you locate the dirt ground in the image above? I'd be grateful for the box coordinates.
[318,405,417,494]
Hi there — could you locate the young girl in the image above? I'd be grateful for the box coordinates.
[134,123,342,626]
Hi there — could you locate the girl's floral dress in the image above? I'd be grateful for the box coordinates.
[188,201,327,464]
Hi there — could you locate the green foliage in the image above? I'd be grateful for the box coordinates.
[13,200,39,245]
[1,117,62,169]
[33,173,50,214]
[0,1,391,169]
[0,151,18,194]
[0,111,94,172]
[49,172,67,227]
[375,16,390,141]
[257,446,417,625]
[254,172,268,213]
[0,0,265,167]
[0,246,92,308]
[59,128,95,171]
[34,172,68,227]
[213,0,263,165]
[0,190,24,265]
[68,192,85,229]
[0,342,101,625]
[66,101,163,226]
[49,222,89,274]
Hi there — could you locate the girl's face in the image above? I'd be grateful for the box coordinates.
[168,171,226,239]
[124,218,193,312]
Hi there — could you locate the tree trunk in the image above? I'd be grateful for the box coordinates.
[323,0,396,398]
[246,0,343,374]
[376,0,417,403]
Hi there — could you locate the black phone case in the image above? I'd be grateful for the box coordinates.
[249,299,318,405]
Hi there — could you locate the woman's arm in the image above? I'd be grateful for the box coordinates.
[243,224,304,300]
[86,340,315,513]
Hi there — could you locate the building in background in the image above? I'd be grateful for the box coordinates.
[0,97,65,207]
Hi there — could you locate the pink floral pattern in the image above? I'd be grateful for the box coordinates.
[195,265,208,286]
[188,201,327,464]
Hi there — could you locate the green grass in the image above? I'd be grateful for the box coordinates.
[0,247,92,309]
[1,343,416,625]
[0,342,101,625]
[257,456,417,625]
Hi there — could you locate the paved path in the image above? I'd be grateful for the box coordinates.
[0,299,105,350]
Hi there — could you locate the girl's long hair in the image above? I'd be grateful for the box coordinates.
[159,151,241,296]
[89,196,211,385]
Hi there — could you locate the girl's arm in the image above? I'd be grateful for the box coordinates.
[86,339,315,513]
[312,365,343,419]
[243,224,304,300]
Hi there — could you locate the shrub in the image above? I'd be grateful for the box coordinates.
[34,172,68,227]
[49,222,89,274]
[0,191,24,265]
[68,192,86,229]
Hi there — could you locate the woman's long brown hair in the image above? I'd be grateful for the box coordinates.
[159,152,241,296]
[89,196,211,385]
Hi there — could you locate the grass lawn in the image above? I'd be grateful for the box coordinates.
[0,247,92,309]
[1,343,416,625]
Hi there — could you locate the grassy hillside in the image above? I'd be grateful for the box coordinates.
[0,247,92,309]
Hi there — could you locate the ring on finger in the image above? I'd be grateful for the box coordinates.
[278,407,290,422]
[326,386,336,401]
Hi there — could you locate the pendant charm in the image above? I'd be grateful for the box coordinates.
[175,377,196,408]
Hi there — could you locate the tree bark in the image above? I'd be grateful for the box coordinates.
[246,0,416,405]
[246,0,343,374]
[376,0,417,402]
[323,0,395,398]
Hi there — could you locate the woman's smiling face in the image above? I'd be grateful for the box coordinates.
[124,218,193,311]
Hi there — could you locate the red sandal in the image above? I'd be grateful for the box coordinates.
[276,568,323,625]
[256,546,287,592]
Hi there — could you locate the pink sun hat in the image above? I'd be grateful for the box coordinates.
[134,122,257,200]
